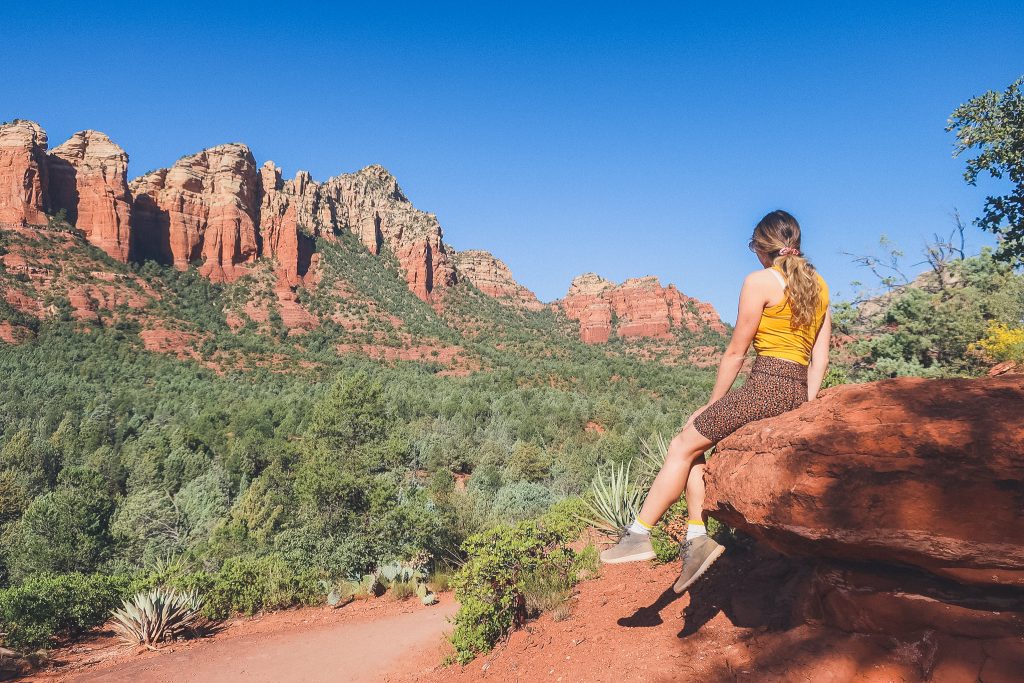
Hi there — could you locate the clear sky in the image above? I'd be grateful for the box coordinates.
[4,2,1022,320]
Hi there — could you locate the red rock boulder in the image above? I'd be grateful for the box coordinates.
[705,375,1024,588]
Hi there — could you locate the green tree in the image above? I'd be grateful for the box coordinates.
[5,467,116,580]
[948,76,1024,264]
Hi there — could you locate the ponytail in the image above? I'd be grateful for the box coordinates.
[774,253,820,329]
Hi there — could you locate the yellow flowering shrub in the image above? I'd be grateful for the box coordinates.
[974,322,1024,362]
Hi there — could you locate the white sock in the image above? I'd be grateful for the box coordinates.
[685,520,707,541]
[627,518,653,536]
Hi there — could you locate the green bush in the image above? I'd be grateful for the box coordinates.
[449,502,586,664]
[0,572,136,650]
[491,481,555,523]
[175,554,322,619]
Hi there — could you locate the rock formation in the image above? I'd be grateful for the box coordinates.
[560,273,615,343]
[0,120,49,226]
[453,249,543,310]
[317,165,456,300]
[48,131,132,261]
[129,143,260,282]
[0,122,458,299]
[256,162,316,285]
[253,162,456,298]
[559,273,725,344]
[704,375,1024,639]
[0,120,728,321]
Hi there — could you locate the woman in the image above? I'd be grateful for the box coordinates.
[600,209,832,594]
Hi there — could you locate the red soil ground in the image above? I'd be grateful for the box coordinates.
[23,541,1024,682]
[416,540,1022,683]
[31,595,457,683]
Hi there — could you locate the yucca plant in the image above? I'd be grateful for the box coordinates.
[637,433,669,485]
[581,461,644,536]
[109,587,204,647]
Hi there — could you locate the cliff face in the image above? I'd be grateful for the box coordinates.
[0,121,462,300]
[0,120,721,324]
[0,120,49,226]
[558,273,726,344]
[48,130,133,262]
[129,144,261,282]
[452,249,543,310]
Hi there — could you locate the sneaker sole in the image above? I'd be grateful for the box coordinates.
[672,544,726,593]
[600,549,656,565]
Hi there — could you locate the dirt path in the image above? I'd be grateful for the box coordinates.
[40,596,457,683]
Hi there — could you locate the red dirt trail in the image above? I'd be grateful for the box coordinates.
[34,595,457,683]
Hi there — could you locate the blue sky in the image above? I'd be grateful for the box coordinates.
[3,2,1022,320]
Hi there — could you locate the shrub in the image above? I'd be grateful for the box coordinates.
[491,481,555,523]
[0,573,136,650]
[522,561,574,617]
[974,321,1024,363]
[449,505,585,664]
[110,587,204,646]
[175,555,322,619]
[580,462,643,536]
[427,568,453,593]
[4,468,116,582]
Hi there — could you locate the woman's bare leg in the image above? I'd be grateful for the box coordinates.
[636,426,713,526]
[685,455,707,522]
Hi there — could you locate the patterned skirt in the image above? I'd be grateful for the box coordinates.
[692,355,808,444]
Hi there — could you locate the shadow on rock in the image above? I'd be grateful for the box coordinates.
[679,533,811,638]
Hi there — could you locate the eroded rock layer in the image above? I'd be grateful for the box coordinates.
[129,143,260,282]
[0,120,724,317]
[559,273,726,344]
[48,131,133,261]
[0,120,49,226]
[453,249,543,310]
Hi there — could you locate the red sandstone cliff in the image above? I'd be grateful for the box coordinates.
[452,249,543,310]
[0,120,49,226]
[129,143,261,282]
[0,120,458,300]
[558,273,726,344]
[48,130,133,262]
[0,120,725,324]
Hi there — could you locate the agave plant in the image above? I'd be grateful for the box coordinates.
[581,461,644,536]
[637,433,669,485]
[109,587,204,647]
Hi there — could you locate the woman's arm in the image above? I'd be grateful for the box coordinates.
[707,273,766,404]
[806,308,832,400]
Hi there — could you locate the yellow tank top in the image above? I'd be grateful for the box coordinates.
[752,266,830,366]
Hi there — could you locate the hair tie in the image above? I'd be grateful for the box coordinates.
[779,247,800,256]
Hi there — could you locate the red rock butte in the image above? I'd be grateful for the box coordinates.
[557,272,727,344]
[0,119,726,340]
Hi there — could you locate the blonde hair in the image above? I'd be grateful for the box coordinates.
[749,210,821,329]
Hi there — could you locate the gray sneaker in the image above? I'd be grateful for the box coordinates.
[672,535,725,593]
[599,530,656,564]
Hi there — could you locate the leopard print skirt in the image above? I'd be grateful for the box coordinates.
[692,355,808,444]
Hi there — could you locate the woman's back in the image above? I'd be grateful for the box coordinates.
[752,266,829,366]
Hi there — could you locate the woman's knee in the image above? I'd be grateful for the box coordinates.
[667,429,707,464]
